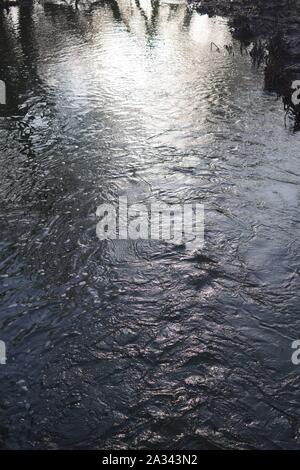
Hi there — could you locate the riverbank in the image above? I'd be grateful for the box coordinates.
[189,0,300,127]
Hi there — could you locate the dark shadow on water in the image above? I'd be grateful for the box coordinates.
[190,0,300,130]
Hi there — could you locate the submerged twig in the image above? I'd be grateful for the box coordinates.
[210,42,220,53]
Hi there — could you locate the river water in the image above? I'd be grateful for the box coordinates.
[0,0,300,450]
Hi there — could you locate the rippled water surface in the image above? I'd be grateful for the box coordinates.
[1,0,300,450]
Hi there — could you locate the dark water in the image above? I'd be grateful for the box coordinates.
[0,0,300,450]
